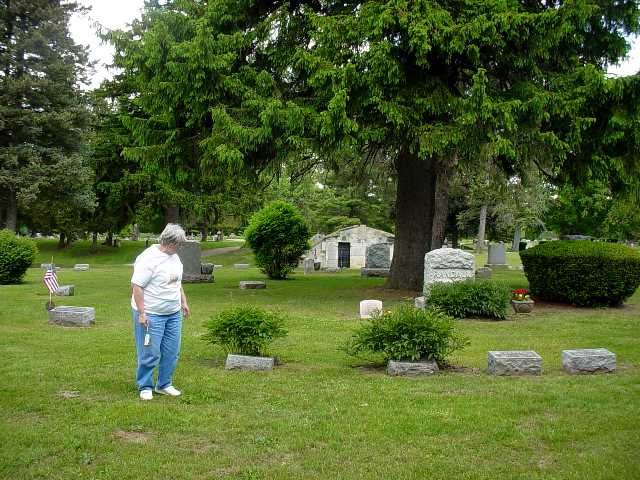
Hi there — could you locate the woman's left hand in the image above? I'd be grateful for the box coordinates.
[182,304,190,317]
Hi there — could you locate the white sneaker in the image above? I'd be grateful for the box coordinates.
[139,389,153,401]
[155,385,181,397]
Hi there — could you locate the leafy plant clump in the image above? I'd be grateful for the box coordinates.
[202,305,287,357]
[347,305,469,363]
[0,230,38,284]
[520,240,640,306]
[428,280,512,320]
[244,201,311,279]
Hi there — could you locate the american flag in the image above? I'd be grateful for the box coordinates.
[43,268,59,294]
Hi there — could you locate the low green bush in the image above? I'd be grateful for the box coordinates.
[0,230,38,284]
[202,305,287,356]
[427,280,511,320]
[347,305,468,363]
[520,240,640,306]
[244,201,311,279]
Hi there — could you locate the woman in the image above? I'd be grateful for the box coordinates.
[131,223,190,400]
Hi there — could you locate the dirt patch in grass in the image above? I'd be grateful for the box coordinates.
[113,430,150,444]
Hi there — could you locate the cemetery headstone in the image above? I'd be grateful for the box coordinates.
[487,350,542,375]
[178,241,213,282]
[423,247,474,296]
[213,264,224,269]
[234,263,250,269]
[239,281,266,289]
[54,285,75,296]
[365,243,391,269]
[303,258,315,275]
[561,349,616,374]
[485,242,508,269]
[48,306,95,327]
[73,264,89,271]
[201,263,214,275]
[387,359,439,376]
[359,299,383,319]
[414,296,426,310]
[475,267,492,279]
[360,268,390,277]
[225,354,274,371]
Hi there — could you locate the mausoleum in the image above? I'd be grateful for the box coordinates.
[307,225,394,269]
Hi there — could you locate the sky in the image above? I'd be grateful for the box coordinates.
[69,0,639,90]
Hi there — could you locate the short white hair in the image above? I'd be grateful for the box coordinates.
[159,223,186,246]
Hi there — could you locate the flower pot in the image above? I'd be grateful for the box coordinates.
[511,300,534,313]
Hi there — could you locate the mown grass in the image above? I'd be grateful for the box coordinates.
[1,249,638,479]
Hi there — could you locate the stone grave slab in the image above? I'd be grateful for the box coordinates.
[475,267,492,279]
[360,268,390,277]
[562,349,616,374]
[234,263,250,269]
[54,285,75,296]
[73,264,90,271]
[485,243,508,269]
[388,359,439,376]
[365,243,391,269]
[48,306,95,327]
[177,241,202,276]
[423,248,475,296]
[183,273,213,283]
[213,264,224,269]
[239,281,266,289]
[414,296,426,310]
[359,299,382,319]
[488,350,542,375]
[303,258,315,275]
[225,354,274,371]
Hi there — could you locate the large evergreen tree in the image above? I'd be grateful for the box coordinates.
[110,0,639,290]
[0,0,95,235]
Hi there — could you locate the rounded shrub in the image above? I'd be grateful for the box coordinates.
[0,230,38,284]
[202,305,287,356]
[244,201,311,279]
[347,304,468,363]
[520,240,640,306]
[427,280,512,320]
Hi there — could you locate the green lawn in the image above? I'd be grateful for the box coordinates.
[1,250,639,479]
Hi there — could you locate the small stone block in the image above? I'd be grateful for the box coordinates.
[73,264,89,271]
[54,285,75,296]
[488,350,542,375]
[388,359,439,376]
[414,296,426,310]
[183,273,213,283]
[239,281,266,289]
[359,299,382,319]
[48,306,95,327]
[360,268,390,277]
[234,263,250,269]
[213,264,224,269]
[562,349,616,374]
[225,354,274,371]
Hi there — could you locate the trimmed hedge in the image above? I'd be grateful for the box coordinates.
[244,201,311,279]
[0,230,38,284]
[520,240,640,306]
[427,280,511,320]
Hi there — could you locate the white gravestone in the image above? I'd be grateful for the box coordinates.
[488,351,542,375]
[225,354,274,371]
[48,306,95,327]
[414,296,426,310]
[562,349,616,374]
[54,285,75,296]
[423,248,475,296]
[234,263,250,269]
[359,300,383,319]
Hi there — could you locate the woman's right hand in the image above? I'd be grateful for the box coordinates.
[138,312,148,327]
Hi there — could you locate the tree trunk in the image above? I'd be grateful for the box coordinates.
[512,225,522,252]
[5,190,17,232]
[476,204,488,251]
[105,231,113,247]
[431,155,455,250]
[450,227,459,249]
[91,232,98,253]
[57,232,66,249]
[387,152,435,291]
[200,226,208,242]
[164,206,179,226]
[131,223,139,241]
